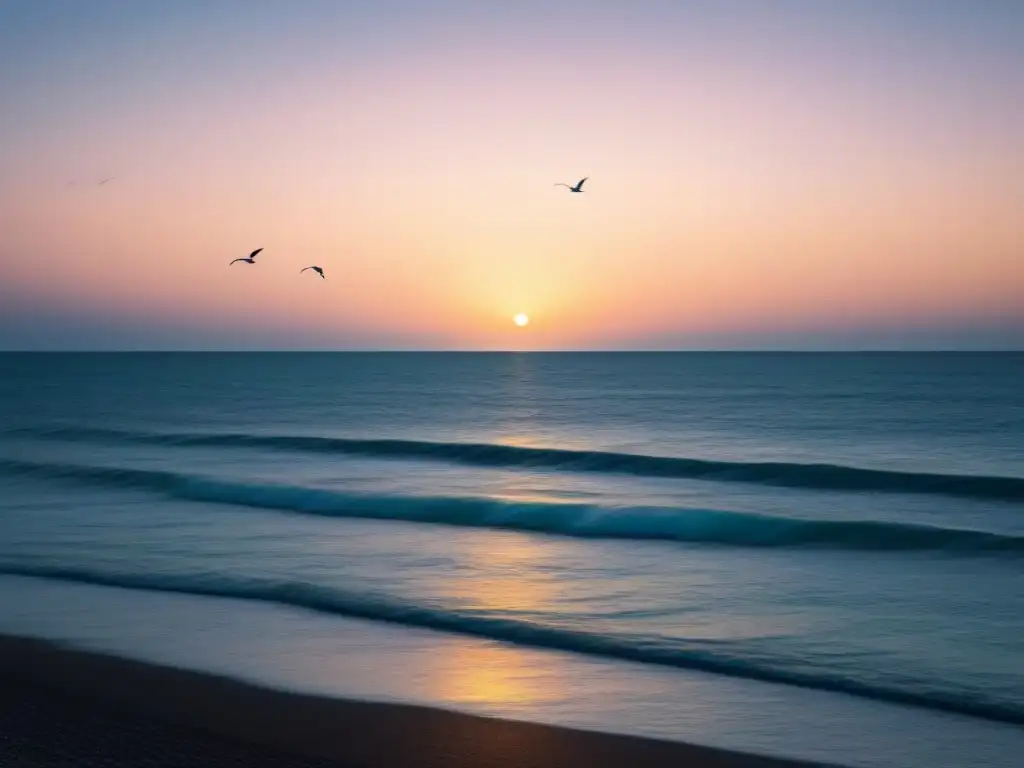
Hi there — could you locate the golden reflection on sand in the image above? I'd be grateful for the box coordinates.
[426,530,572,709]
[427,641,568,709]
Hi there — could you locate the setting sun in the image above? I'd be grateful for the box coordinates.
[513,313,529,327]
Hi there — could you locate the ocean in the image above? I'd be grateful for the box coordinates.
[1,352,1022,767]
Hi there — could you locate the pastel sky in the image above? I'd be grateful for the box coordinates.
[1,0,1021,350]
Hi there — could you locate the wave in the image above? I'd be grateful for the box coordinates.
[7,425,1023,502]
[2,457,1022,554]
[1,563,1021,726]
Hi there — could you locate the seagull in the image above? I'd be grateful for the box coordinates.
[230,248,263,265]
[555,177,588,193]
[301,266,325,279]
[67,176,114,188]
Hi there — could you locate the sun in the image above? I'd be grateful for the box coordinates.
[513,313,530,327]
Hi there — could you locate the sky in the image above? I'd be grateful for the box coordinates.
[1,0,1021,350]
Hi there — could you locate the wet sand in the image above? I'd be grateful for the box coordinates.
[0,634,833,767]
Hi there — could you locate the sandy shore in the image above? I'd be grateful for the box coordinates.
[0,634,833,767]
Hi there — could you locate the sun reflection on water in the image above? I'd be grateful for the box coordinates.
[423,528,573,709]
[427,642,568,709]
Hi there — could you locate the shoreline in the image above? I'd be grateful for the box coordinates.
[0,633,833,768]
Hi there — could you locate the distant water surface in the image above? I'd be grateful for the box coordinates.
[0,352,1021,765]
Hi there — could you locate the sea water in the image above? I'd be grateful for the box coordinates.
[1,352,1021,766]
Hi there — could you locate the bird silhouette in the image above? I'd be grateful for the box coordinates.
[301,266,325,279]
[555,177,588,193]
[230,248,263,265]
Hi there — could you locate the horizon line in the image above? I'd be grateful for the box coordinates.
[1,349,1020,355]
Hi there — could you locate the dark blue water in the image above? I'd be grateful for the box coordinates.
[0,352,1022,727]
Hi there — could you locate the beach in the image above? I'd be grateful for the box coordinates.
[0,634,824,768]
[4,0,1022,761]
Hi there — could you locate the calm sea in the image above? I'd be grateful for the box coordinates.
[0,352,1022,766]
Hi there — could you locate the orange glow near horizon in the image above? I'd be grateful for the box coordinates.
[1,3,1021,349]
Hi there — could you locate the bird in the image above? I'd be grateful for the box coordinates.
[230,248,263,265]
[301,266,325,279]
[67,176,114,188]
[555,177,588,193]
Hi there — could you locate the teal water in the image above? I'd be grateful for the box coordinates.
[0,353,1021,753]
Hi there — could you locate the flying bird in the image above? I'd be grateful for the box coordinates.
[555,177,588,193]
[230,248,263,265]
[301,266,325,279]
[67,176,115,188]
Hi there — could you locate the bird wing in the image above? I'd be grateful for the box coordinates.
[249,248,264,260]
[554,183,571,188]
[230,258,245,265]
[576,177,588,189]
